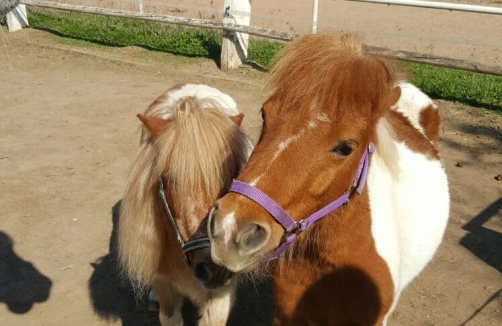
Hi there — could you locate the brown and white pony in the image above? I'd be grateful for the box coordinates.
[207,34,449,325]
[118,84,253,326]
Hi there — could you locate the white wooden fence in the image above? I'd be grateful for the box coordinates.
[5,0,502,75]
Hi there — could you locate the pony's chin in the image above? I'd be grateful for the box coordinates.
[215,253,265,274]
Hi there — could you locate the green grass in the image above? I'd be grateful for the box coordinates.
[28,10,222,58]
[28,9,285,68]
[23,8,502,111]
[248,39,285,69]
[402,62,502,112]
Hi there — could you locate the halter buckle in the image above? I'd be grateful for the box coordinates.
[288,220,304,236]
[342,198,349,209]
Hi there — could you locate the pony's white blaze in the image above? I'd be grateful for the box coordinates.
[222,212,237,246]
[252,114,330,189]
[249,177,261,187]
[315,112,330,123]
[272,110,333,163]
[250,128,307,184]
[306,113,330,130]
[264,113,331,176]
[273,137,296,161]
[275,124,306,157]
[159,84,239,119]
[369,121,449,324]
[392,82,437,137]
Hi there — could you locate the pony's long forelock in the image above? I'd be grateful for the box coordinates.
[155,97,248,199]
[118,95,252,294]
[265,33,396,117]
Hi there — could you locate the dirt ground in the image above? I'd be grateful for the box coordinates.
[0,28,501,326]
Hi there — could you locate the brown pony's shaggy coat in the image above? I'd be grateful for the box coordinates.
[209,34,417,325]
[209,33,448,326]
[264,34,397,325]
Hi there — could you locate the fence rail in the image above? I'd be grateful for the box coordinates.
[346,0,502,15]
[21,0,296,40]
[17,0,502,75]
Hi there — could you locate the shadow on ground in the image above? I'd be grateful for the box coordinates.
[88,201,274,326]
[88,201,159,326]
[0,230,52,314]
[457,197,502,324]
[460,197,502,273]
[440,121,502,160]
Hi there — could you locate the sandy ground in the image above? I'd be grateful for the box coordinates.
[0,28,501,326]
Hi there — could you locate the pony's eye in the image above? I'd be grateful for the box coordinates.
[333,142,354,156]
[261,109,266,122]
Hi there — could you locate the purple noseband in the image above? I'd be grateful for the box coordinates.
[229,143,375,260]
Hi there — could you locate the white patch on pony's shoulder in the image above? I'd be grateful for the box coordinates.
[392,82,437,136]
[375,118,400,178]
[368,135,449,323]
[160,84,239,119]
[222,213,237,246]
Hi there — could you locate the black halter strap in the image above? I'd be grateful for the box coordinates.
[157,177,210,266]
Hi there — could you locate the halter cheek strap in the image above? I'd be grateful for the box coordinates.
[158,177,210,266]
[229,143,375,260]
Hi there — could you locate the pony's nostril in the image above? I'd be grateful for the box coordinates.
[238,223,269,255]
[194,262,212,283]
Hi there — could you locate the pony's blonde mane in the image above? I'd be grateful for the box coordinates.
[265,33,396,118]
[118,96,252,293]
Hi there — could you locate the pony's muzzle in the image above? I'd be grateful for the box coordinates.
[208,199,271,272]
[187,245,234,290]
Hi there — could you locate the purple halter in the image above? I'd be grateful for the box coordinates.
[229,143,375,260]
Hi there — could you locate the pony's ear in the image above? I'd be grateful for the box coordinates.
[389,86,401,107]
[230,113,245,126]
[137,114,170,139]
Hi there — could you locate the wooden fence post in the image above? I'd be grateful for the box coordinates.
[221,0,251,71]
[6,4,29,32]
